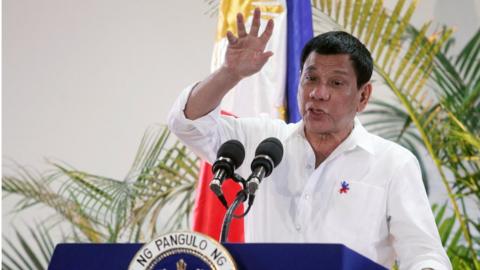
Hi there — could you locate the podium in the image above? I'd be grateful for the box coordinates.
[48,242,386,269]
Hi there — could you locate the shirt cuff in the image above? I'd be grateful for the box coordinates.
[408,259,451,270]
[167,83,222,138]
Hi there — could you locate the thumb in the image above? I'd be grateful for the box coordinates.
[258,51,274,64]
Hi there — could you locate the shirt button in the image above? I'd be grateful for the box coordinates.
[295,225,301,231]
[304,194,310,200]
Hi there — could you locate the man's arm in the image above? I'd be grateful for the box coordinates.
[184,8,274,120]
[387,156,452,270]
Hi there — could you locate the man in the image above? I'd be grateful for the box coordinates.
[168,8,451,270]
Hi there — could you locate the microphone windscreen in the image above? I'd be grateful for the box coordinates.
[254,137,284,167]
[216,140,245,168]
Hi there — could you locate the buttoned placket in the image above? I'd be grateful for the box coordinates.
[293,138,317,237]
[296,165,324,235]
[293,127,359,239]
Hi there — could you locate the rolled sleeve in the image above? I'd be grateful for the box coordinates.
[387,155,452,270]
[167,84,223,163]
[410,258,450,270]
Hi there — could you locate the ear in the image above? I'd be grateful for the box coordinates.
[356,82,372,112]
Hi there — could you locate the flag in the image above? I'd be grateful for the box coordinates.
[211,0,288,119]
[192,0,287,243]
[192,111,245,243]
[192,153,245,242]
[192,0,313,242]
[286,0,313,123]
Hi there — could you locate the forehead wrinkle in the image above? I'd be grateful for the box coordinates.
[304,65,350,76]
[331,70,349,76]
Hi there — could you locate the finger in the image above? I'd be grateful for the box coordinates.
[237,13,247,37]
[249,7,261,36]
[259,19,274,43]
[258,51,274,65]
[226,31,238,45]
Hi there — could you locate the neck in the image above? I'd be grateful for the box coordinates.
[305,124,354,168]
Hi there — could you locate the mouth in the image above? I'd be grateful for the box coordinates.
[304,106,330,122]
[307,107,327,115]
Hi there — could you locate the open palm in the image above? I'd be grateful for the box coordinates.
[223,8,274,79]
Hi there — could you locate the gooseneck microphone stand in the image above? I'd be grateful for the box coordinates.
[219,174,255,243]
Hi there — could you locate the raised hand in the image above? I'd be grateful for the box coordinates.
[223,8,274,79]
[183,8,274,119]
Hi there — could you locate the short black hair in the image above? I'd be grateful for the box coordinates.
[300,31,373,87]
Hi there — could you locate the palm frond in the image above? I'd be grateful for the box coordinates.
[2,224,56,270]
[203,0,219,17]
[433,203,480,269]
[3,125,200,245]
[3,172,104,242]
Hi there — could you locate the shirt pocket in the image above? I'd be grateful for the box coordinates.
[322,180,386,243]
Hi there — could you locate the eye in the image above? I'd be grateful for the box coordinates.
[304,75,317,82]
[330,79,345,87]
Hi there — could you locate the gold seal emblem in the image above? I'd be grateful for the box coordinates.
[176,259,187,270]
[129,231,237,270]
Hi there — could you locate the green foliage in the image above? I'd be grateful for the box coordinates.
[3,224,56,270]
[433,203,480,269]
[2,125,199,268]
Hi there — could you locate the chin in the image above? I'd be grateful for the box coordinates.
[304,121,333,135]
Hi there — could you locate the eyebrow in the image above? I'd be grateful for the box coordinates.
[304,65,350,76]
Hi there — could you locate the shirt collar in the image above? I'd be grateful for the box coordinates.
[350,117,375,155]
[286,117,375,155]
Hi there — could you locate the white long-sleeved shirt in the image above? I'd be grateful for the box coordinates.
[167,85,452,270]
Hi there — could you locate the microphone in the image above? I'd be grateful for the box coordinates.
[210,140,245,198]
[247,137,283,195]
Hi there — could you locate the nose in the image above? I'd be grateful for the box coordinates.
[309,84,330,101]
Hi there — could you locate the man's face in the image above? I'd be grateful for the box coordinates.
[298,52,371,137]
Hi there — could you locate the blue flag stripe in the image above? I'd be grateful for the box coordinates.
[286,0,313,123]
